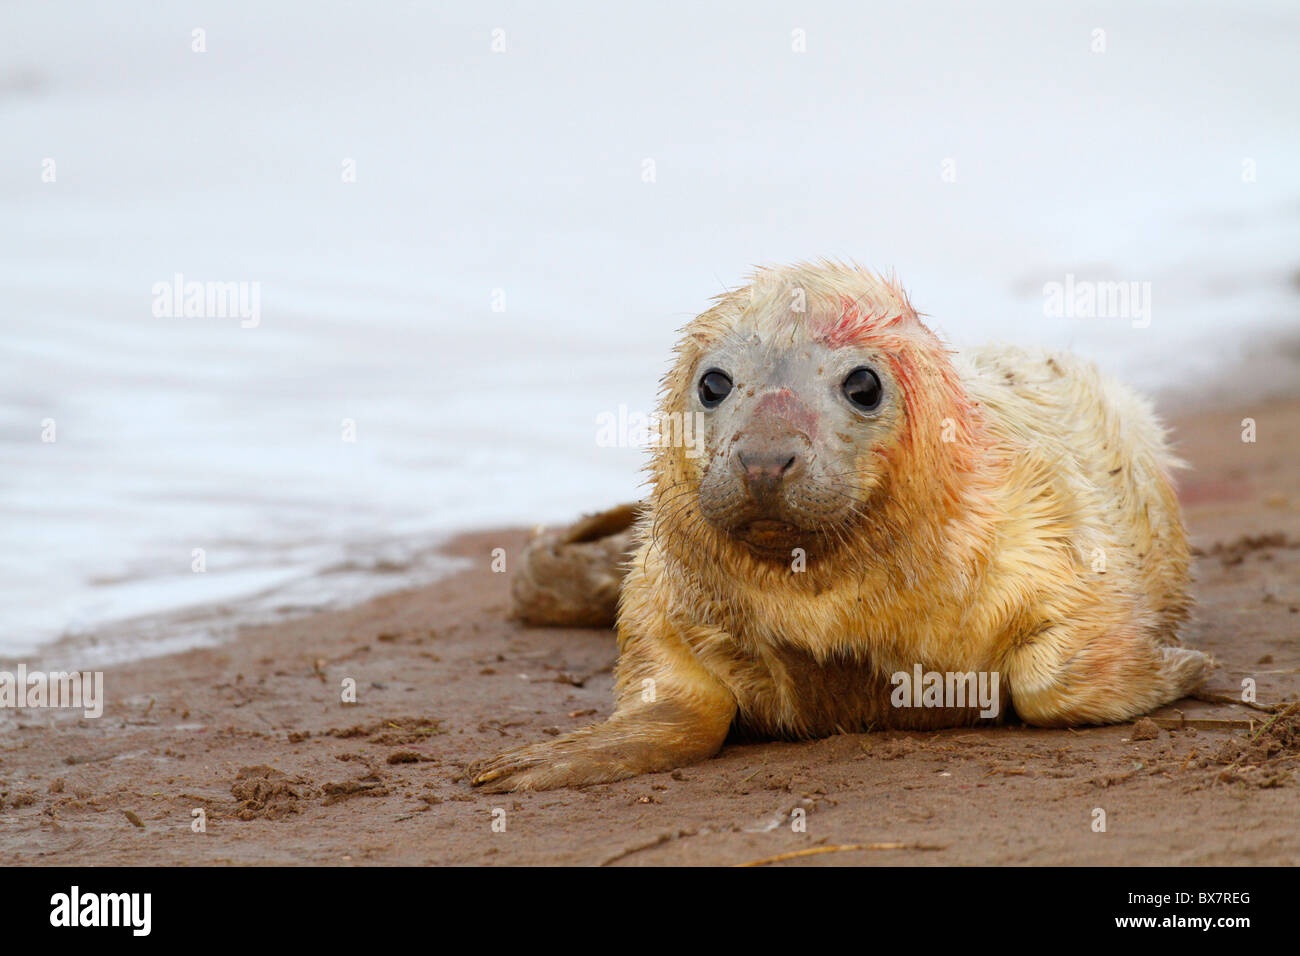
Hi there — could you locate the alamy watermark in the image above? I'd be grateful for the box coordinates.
[1043,273,1150,328]
[151,272,261,328]
[0,664,103,718]
[50,886,150,936]
[596,405,705,458]
[890,664,1000,718]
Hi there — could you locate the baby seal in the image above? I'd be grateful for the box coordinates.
[470,261,1207,792]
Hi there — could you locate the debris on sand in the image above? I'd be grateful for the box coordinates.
[1204,532,1292,565]
[1130,718,1161,741]
[325,716,443,745]
[321,774,388,805]
[1203,702,1300,788]
[231,765,303,820]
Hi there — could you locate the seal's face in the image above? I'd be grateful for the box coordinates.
[690,333,902,558]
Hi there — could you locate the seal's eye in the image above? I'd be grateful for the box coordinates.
[698,369,733,408]
[843,367,882,411]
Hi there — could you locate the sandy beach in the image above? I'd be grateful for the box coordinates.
[1,385,1296,867]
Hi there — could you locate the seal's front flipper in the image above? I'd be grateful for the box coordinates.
[467,697,731,792]
[509,502,644,628]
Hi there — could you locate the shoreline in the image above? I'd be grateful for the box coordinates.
[1,392,1297,865]
[14,333,1300,673]
[3,535,473,674]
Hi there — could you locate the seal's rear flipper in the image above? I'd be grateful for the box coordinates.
[509,502,644,628]
[1005,626,1212,727]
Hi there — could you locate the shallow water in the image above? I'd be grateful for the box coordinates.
[2,1,1297,659]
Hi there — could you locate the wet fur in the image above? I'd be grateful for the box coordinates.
[470,261,1206,791]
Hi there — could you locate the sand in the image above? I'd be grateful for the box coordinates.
[2,395,1298,866]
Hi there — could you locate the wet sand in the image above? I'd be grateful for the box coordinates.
[2,394,1298,866]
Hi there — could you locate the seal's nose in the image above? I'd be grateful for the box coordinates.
[739,451,798,481]
[734,387,811,501]
[737,450,801,500]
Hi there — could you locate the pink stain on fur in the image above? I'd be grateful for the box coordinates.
[753,388,819,438]
[810,291,985,468]
[817,296,910,349]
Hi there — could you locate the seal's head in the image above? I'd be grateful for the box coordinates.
[652,261,982,565]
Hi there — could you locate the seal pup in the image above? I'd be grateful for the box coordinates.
[470,261,1207,791]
